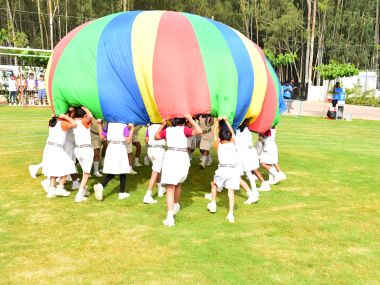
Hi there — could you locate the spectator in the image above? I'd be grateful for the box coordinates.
[25,73,37,105]
[8,74,17,105]
[283,81,293,99]
[332,82,345,107]
[37,74,47,105]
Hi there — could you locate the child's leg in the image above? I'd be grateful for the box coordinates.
[102,174,115,187]
[165,184,175,216]
[261,162,271,171]
[119,174,126,193]
[147,171,159,192]
[50,176,57,187]
[240,178,251,194]
[228,189,235,215]
[245,171,257,191]
[211,181,217,201]
[253,169,265,182]
[174,183,182,204]
[79,172,90,190]
[93,148,100,174]
[133,141,141,160]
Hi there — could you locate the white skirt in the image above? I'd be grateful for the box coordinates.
[42,144,77,177]
[161,150,190,185]
[260,142,278,164]
[103,143,131,174]
[74,147,94,173]
[238,147,260,172]
[148,147,165,173]
[214,167,241,190]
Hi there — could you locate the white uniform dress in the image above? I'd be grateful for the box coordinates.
[214,140,241,190]
[42,121,76,177]
[64,129,76,163]
[73,119,94,173]
[235,127,260,172]
[147,124,166,173]
[259,129,278,164]
[103,123,131,174]
[161,126,191,185]
[199,116,213,151]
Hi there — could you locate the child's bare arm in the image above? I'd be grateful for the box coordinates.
[154,120,166,140]
[97,119,105,140]
[185,114,202,136]
[81,106,93,123]
[223,117,235,138]
[59,114,77,128]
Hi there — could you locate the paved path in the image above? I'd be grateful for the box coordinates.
[283,101,380,121]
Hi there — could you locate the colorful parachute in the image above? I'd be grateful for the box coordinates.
[46,11,281,132]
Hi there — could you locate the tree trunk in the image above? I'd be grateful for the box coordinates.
[56,0,62,40]
[48,0,54,49]
[65,0,68,35]
[123,0,127,11]
[308,0,317,86]
[304,0,311,84]
[374,0,379,69]
[37,0,45,49]
[5,0,18,65]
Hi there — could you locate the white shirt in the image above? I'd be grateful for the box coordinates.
[27,78,36,90]
[8,78,16,92]
[37,80,45,90]
[148,124,165,146]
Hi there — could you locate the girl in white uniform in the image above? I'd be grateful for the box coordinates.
[260,127,286,185]
[207,117,240,223]
[72,107,94,203]
[155,115,202,227]
[42,114,77,198]
[94,122,134,201]
[235,121,261,203]
[142,123,166,204]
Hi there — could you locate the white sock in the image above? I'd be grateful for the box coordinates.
[93,161,99,173]
[146,189,152,196]
[134,158,139,163]
[228,210,234,216]
[78,187,85,196]
[174,203,180,208]
[157,183,162,190]
[201,156,207,164]
[210,200,216,205]
[269,166,278,177]
[167,210,174,219]
[245,172,257,193]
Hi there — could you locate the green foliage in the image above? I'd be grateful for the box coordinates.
[345,85,379,107]
[314,61,359,80]
[0,28,8,44]
[265,50,298,67]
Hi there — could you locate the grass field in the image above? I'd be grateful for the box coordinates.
[0,106,379,285]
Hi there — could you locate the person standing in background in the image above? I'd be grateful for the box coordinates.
[8,74,17,105]
[37,74,47,106]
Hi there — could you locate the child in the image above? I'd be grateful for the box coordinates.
[155,115,202,227]
[235,119,261,203]
[8,74,17,105]
[198,114,214,168]
[72,107,94,203]
[42,114,77,198]
[132,126,142,167]
[90,117,102,177]
[259,127,286,185]
[142,123,167,204]
[25,73,37,105]
[94,122,134,201]
[207,117,241,223]
[37,74,46,105]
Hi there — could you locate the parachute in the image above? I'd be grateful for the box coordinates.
[46,11,281,132]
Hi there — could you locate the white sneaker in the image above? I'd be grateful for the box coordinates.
[118,192,130,200]
[93,171,102,177]
[66,175,72,182]
[199,161,206,169]
[46,187,56,198]
[277,171,287,181]
[163,217,175,227]
[83,187,90,197]
[206,156,212,166]
[173,204,181,215]
[268,173,280,185]
[72,180,80,190]
[55,187,71,197]
[158,186,166,197]
[258,181,271,192]
[74,194,87,203]
[41,179,50,193]
[204,193,212,200]
[144,156,150,166]
[207,202,217,213]
[226,212,235,223]
[143,195,157,204]
[244,194,259,204]
[134,160,142,167]
[130,169,137,175]
[94,183,104,201]
[28,165,38,178]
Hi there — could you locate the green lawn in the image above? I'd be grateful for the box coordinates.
[0,106,379,285]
